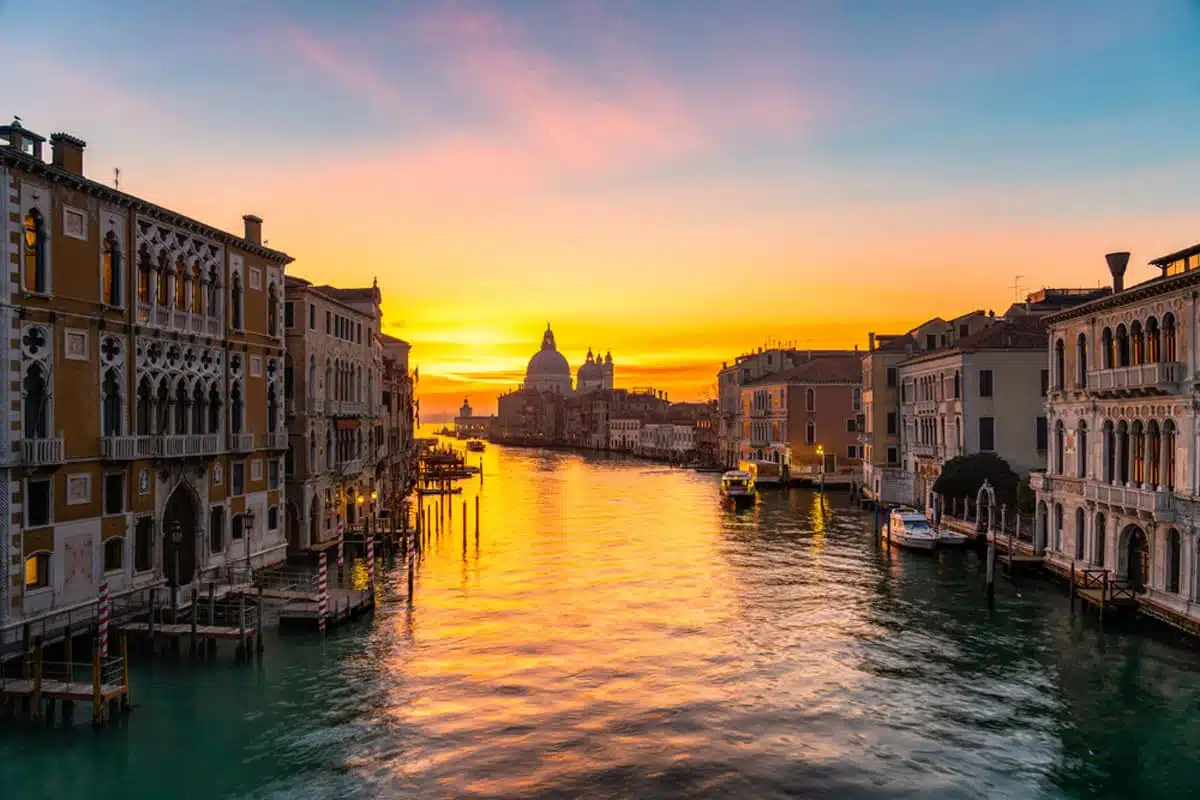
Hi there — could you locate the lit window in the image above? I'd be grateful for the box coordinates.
[24,552,49,589]
[23,209,47,293]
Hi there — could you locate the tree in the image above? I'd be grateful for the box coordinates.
[933,452,1020,507]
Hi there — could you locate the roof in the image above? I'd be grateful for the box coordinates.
[380,332,410,347]
[744,354,864,386]
[1150,241,1200,267]
[899,317,1046,366]
[874,334,915,353]
[0,144,291,265]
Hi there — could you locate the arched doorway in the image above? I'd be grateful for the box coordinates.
[1122,525,1150,592]
[162,484,199,587]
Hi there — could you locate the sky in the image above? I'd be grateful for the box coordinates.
[4,0,1200,416]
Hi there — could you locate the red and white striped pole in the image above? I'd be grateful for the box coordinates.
[98,580,110,659]
[317,552,328,632]
[336,522,345,569]
[366,535,375,588]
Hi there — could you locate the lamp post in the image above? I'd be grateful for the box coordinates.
[169,520,182,623]
[242,508,256,575]
[816,444,826,496]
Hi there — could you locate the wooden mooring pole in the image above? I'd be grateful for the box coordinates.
[1069,561,1076,614]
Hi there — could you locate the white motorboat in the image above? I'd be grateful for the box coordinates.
[720,469,757,509]
[935,527,970,547]
[884,508,938,551]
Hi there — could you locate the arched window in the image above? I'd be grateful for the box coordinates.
[1166,529,1181,593]
[309,432,316,471]
[155,378,170,435]
[1094,513,1106,567]
[174,257,187,310]
[1101,327,1113,369]
[1054,420,1064,475]
[1163,313,1177,362]
[953,370,960,399]
[103,232,122,306]
[1146,317,1160,362]
[367,370,373,409]
[805,388,815,411]
[1131,420,1145,485]
[208,384,222,434]
[1115,324,1130,367]
[1076,333,1087,387]
[268,284,279,336]
[136,376,152,436]
[268,385,279,431]
[805,421,815,445]
[23,209,47,293]
[1117,421,1130,484]
[102,368,122,437]
[1075,507,1086,560]
[191,265,203,314]
[173,380,189,435]
[192,383,206,435]
[230,382,243,434]
[156,255,170,306]
[138,249,151,306]
[23,363,49,438]
[1164,419,1177,491]
[1053,339,1065,389]
[284,358,294,406]
[1054,503,1063,552]
[1077,420,1087,478]
[209,270,222,319]
[1130,321,1145,365]
[230,274,243,330]
[1103,421,1115,484]
[1147,420,1161,488]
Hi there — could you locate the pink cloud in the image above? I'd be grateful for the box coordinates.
[281,25,410,115]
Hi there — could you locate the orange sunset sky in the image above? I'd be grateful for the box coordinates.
[7,1,1200,416]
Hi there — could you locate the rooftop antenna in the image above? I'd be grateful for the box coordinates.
[1011,274,1025,302]
[113,167,120,190]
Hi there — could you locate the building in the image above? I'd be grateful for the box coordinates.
[897,316,1048,510]
[453,397,494,438]
[610,417,642,451]
[379,334,415,529]
[283,276,384,553]
[738,355,864,481]
[1032,248,1200,626]
[1,119,290,632]
[576,348,614,393]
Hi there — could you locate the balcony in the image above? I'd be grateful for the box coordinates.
[1028,471,1050,493]
[339,402,364,417]
[229,432,255,453]
[156,434,221,458]
[1086,362,1184,397]
[338,458,363,476]
[324,399,339,415]
[910,442,936,457]
[101,435,146,460]
[1084,481,1175,522]
[266,432,289,450]
[23,435,65,466]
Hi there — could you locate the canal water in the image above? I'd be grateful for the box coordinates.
[5,445,1200,798]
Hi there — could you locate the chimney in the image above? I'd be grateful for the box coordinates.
[1106,251,1130,293]
[868,332,876,351]
[243,214,263,246]
[49,133,86,175]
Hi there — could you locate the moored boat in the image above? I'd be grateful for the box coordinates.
[466,440,486,453]
[720,469,757,508]
[884,508,938,551]
[935,527,970,547]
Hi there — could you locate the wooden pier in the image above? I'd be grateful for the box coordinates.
[0,634,131,727]
[278,587,375,630]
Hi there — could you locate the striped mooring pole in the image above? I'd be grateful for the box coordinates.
[318,552,329,632]
[366,535,375,588]
[336,522,345,569]
[98,580,110,659]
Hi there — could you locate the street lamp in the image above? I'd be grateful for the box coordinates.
[242,508,256,574]
[816,444,826,496]
[169,520,182,622]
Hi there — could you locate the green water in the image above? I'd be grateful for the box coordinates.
[5,446,1200,798]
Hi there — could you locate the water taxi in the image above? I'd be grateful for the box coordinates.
[884,508,938,551]
[466,440,486,453]
[935,527,970,547]
[720,469,757,508]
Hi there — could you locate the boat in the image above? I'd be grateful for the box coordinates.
[935,527,970,547]
[720,469,757,508]
[884,507,938,551]
[466,440,486,453]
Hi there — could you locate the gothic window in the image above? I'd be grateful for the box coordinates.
[1053,339,1065,389]
[1164,313,1177,362]
[1053,420,1064,474]
[192,384,206,435]
[191,265,203,314]
[156,256,170,306]
[137,376,152,436]
[155,378,170,435]
[1101,327,1113,369]
[1115,324,1129,367]
[174,257,187,310]
[1076,333,1087,387]
[23,209,47,293]
[231,274,243,330]
[1077,421,1087,478]
[23,363,49,438]
[230,381,243,434]
[208,384,222,434]
[1146,317,1160,363]
[174,380,189,435]
[1130,321,1144,365]
[103,232,122,306]
[102,368,122,437]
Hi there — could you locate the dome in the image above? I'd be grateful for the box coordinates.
[526,324,570,378]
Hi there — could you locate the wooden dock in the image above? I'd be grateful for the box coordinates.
[120,622,257,641]
[278,588,374,630]
[0,634,131,727]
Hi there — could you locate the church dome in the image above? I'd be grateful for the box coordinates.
[527,325,570,379]
[577,347,603,382]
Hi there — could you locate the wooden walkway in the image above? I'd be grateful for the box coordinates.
[121,622,257,641]
[0,678,126,703]
[278,588,374,630]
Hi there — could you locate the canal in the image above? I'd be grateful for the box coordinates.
[5,445,1200,798]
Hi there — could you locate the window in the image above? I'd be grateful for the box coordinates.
[805,388,815,411]
[249,267,262,290]
[268,285,279,336]
[267,505,279,531]
[979,417,995,451]
[959,324,969,338]
[979,369,993,397]
[192,265,203,314]
[104,473,125,515]
[231,274,243,329]
[104,538,124,572]
[26,478,51,527]
[887,412,897,435]
[102,232,122,306]
[1075,508,1086,561]
[846,418,856,433]
[846,445,857,459]
[326,310,332,334]
[232,514,244,540]
[232,461,245,496]
[23,209,48,293]
[230,382,243,434]
[268,459,280,490]
[804,421,815,445]
[102,368,122,437]
[134,517,153,572]
[953,371,960,399]
[210,506,224,554]
[284,301,294,328]
[1166,529,1181,593]
[887,446,898,465]
[1036,417,1048,453]
[23,362,49,439]
[1054,420,1065,474]
[309,303,316,329]
[24,553,49,589]
[925,334,936,350]
[1077,333,1088,387]
[886,367,897,388]
[1053,339,1065,389]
